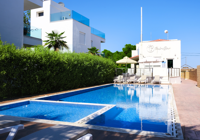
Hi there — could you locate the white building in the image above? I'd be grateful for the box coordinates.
[0,0,105,53]
[129,39,181,84]
[0,0,43,48]
[30,0,105,53]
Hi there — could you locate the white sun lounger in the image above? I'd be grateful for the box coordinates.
[19,125,91,140]
[0,124,24,140]
[127,76,137,83]
[152,75,161,84]
[137,75,147,84]
[113,75,123,83]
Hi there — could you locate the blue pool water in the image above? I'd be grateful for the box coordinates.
[40,84,170,133]
[0,101,103,122]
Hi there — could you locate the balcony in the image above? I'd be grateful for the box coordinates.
[50,11,105,39]
[91,27,105,39]
[24,25,42,39]
[50,10,90,26]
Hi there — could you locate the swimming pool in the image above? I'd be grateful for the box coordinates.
[37,84,171,133]
[0,100,106,122]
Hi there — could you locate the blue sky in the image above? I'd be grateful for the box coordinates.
[54,0,200,68]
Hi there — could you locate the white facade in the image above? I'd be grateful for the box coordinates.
[0,0,43,48]
[131,39,181,84]
[31,0,105,53]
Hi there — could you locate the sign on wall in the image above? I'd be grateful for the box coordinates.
[147,45,170,53]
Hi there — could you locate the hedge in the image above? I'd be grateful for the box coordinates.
[0,41,116,99]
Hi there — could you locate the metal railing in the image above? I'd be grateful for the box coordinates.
[50,11,105,39]
[91,27,105,39]
[24,25,42,39]
[50,10,90,26]
[136,68,153,77]
[168,68,180,78]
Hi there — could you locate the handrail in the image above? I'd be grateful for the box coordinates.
[168,68,180,78]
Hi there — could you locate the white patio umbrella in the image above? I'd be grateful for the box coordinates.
[116,56,137,72]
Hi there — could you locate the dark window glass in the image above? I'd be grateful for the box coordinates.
[167,60,173,68]
[39,12,44,17]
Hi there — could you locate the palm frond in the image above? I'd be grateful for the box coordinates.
[43,31,68,51]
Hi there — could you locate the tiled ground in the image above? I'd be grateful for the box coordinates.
[0,121,55,140]
[89,129,174,140]
[173,79,200,140]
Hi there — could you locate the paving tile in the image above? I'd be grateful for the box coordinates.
[91,130,128,140]
[19,124,88,140]
[0,121,55,140]
[173,79,200,140]
[125,134,148,140]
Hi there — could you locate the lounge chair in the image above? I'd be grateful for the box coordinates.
[19,125,91,140]
[137,75,147,84]
[0,124,24,140]
[127,76,137,83]
[152,75,161,84]
[113,75,123,83]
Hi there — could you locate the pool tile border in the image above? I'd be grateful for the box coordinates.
[33,84,113,101]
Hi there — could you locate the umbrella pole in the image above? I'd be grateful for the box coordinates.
[126,63,127,82]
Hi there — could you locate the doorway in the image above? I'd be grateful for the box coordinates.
[167,59,173,68]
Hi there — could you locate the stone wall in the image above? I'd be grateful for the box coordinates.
[197,65,200,88]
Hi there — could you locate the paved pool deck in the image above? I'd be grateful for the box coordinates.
[173,79,200,140]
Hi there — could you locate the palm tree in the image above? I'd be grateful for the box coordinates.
[43,31,68,51]
[88,47,100,55]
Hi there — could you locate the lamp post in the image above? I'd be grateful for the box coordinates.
[164,30,169,40]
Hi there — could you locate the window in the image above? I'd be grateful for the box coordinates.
[91,40,93,47]
[79,32,85,45]
[38,12,44,17]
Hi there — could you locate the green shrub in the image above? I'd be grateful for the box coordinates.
[0,41,116,99]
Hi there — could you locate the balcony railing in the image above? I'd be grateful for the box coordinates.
[50,11,105,39]
[91,27,105,39]
[50,10,90,26]
[24,25,42,39]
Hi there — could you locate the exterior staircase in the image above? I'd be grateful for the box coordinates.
[160,76,170,84]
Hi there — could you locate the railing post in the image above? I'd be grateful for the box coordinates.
[168,68,169,80]
[171,68,172,77]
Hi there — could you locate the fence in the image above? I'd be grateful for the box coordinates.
[181,69,197,81]
[197,65,200,88]
[136,68,153,77]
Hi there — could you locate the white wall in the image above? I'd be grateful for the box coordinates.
[136,40,181,69]
[153,68,168,77]
[42,20,74,52]
[132,50,138,57]
[73,20,91,53]
[91,34,105,52]
[0,0,24,48]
